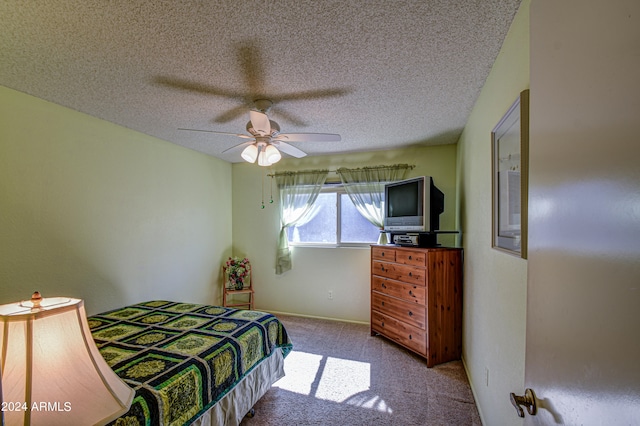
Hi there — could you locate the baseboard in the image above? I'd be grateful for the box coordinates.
[259,309,370,326]
[461,355,487,426]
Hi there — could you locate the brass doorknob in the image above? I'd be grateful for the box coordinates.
[510,388,537,418]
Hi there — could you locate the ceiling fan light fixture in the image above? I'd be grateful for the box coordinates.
[241,144,258,163]
[265,144,282,164]
[257,150,272,167]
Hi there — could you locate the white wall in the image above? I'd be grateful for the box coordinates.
[456,0,529,424]
[0,86,233,315]
[231,145,458,323]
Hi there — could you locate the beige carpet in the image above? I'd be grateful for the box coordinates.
[241,314,481,426]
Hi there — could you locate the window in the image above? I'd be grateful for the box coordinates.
[287,186,381,246]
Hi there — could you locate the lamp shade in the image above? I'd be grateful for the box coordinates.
[0,294,134,426]
[257,149,272,167]
[241,143,258,163]
[264,144,282,164]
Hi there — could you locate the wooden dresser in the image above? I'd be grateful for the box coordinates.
[370,245,463,367]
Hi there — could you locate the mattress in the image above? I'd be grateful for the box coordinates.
[88,300,292,426]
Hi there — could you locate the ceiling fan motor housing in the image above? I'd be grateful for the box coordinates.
[253,99,273,113]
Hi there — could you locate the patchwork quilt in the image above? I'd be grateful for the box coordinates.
[88,300,293,426]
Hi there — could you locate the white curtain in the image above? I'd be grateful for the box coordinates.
[275,170,329,274]
[336,164,412,244]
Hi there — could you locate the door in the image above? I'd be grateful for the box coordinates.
[523,1,640,424]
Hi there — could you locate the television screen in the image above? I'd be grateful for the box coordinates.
[387,180,421,217]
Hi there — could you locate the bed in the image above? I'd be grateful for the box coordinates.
[88,300,293,426]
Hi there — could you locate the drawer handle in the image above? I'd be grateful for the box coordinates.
[409,334,413,340]
[381,283,387,289]
[380,266,386,272]
[408,255,412,260]
[381,252,385,256]
[381,301,385,306]
[381,322,385,327]
[408,311,413,317]
[409,272,413,277]
[408,290,413,296]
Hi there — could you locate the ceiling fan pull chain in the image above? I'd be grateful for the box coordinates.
[261,168,266,209]
[270,174,274,204]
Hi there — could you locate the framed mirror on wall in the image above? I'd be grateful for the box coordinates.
[492,89,529,258]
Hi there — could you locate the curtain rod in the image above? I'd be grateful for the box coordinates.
[267,164,415,177]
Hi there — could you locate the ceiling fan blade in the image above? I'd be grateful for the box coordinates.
[271,88,351,102]
[272,141,307,158]
[249,111,271,135]
[178,128,253,139]
[154,76,245,100]
[271,109,308,127]
[274,133,341,142]
[237,41,265,98]
[213,105,248,123]
[222,141,254,155]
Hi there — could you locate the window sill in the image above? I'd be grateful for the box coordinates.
[288,243,373,249]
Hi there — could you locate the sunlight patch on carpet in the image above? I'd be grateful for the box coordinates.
[274,351,392,413]
[316,357,370,403]
[274,351,323,395]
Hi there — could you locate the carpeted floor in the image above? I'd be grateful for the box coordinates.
[241,314,481,426]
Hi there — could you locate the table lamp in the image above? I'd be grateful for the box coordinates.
[0,292,134,426]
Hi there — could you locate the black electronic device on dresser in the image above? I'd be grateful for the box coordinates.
[389,230,460,247]
[390,232,437,247]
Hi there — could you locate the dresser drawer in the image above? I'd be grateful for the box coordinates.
[396,249,426,266]
[372,246,395,262]
[372,261,426,286]
[371,310,427,355]
[371,292,425,329]
[372,276,426,304]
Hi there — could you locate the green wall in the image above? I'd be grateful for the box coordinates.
[456,0,529,424]
[231,144,458,323]
[0,86,233,315]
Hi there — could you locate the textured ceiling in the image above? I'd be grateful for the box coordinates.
[0,0,522,163]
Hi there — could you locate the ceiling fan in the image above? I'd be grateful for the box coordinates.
[179,99,341,166]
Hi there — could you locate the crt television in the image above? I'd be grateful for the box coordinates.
[383,176,444,232]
